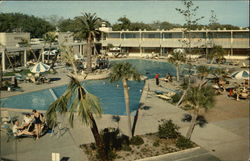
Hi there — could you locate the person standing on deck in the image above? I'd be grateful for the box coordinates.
[155,73,160,86]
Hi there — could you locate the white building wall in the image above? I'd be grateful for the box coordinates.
[0,32,30,48]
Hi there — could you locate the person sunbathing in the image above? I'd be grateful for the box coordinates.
[12,120,34,137]
[21,113,33,129]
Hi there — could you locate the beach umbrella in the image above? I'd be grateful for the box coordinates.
[30,62,50,73]
[230,70,249,80]
[43,50,57,56]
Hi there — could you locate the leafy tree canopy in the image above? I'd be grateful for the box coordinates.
[0,13,55,38]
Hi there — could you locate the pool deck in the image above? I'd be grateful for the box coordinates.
[1,78,249,161]
[1,59,249,161]
[0,68,110,99]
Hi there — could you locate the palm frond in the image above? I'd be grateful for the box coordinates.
[46,76,103,128]
[110,62,141,82]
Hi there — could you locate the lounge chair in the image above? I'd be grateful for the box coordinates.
[15,73,26,82]
[157,94,172,100]
[241,62,249,68]
[1,111,11,124]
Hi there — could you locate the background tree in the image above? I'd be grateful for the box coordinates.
[184,85,215,139]
[19,38,38,62]
[58,18,76,32]
[43,32,58,69]
[46,76,109,161]
[74,13,101,73]
[106,43,114,52]
[60,44,78,75]
[0,13,55,38]
[208,45,225,64]
[110,62,141,138]
[112,16,131,31]
[43,15,64,28]
[168,50,186,82]
[176,0,204,56]
[196,65,210,84]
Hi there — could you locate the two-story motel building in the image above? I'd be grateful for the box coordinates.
[100,27,249,59]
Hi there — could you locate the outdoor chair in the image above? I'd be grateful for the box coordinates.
[15,73,26,82]
[1,111,11,125]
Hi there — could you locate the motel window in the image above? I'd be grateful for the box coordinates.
[164,33,182,38]
[172,33,182,38]
[233,32,249,38]
[144,33,161,38]
[122,33,138,39]
[190,33,206,38]
[109,33,120,38]
[208,32,231,38]
[163,33,172,38]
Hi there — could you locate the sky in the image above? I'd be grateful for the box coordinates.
[0,1,249,27]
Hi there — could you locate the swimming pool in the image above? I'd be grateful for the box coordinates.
[1,59,176,115]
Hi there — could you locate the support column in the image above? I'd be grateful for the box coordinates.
[140,45,142,57]
[2,50,5,72]
[79,45,82,55]
[24,49,27,67]
[230,31,233,57]
[41,49,45,63]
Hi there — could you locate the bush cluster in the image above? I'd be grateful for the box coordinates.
[176,136,193,149]
[172,92,182,103]
[130,135,144,145]
[158,119,180,139]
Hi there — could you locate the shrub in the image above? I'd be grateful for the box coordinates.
[107,150,117,160]
[172,92,182,103]
[182,104,193,110]
[176,136,193,149]
[100,127,129,151]
[158,119,180,139]
[153,140,160,147]
[121,145,132,151]
[130,135,144,145]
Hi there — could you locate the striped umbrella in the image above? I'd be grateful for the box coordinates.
[230,70,249,80]
[30,62,50,73]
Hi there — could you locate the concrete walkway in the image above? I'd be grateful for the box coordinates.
[1,77,249,161]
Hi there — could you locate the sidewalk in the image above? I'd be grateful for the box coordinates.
[1,78,248,161]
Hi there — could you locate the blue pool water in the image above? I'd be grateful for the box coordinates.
[1,59,176,115]
[111,59,176,79]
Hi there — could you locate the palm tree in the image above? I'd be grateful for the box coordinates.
[109,62,141,138]
[184,85,215,139]
[208,45,225,64]
[60,44,78,75]
[43,32,58,62]
[168,50,186,82]
[74,13,101,73]
[46,76,109,161]
[19,38,38,61]
[196,65,211,87]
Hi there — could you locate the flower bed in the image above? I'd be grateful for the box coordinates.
[80,119,197,161]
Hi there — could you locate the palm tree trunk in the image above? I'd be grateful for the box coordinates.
[50,52,59,70]
[5,52,16,72]
[86,36,92,73]
[211,57,215,64]
[47,43,52,61]
[38,47,45,62]
[89,113,109,161]
[0,65,3,89]
[29,47,38,62]
[70,60,78,75]
[186,111,198,140]
[176,88,188,107]
[176,65,180,82]
[122,79,132,138]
